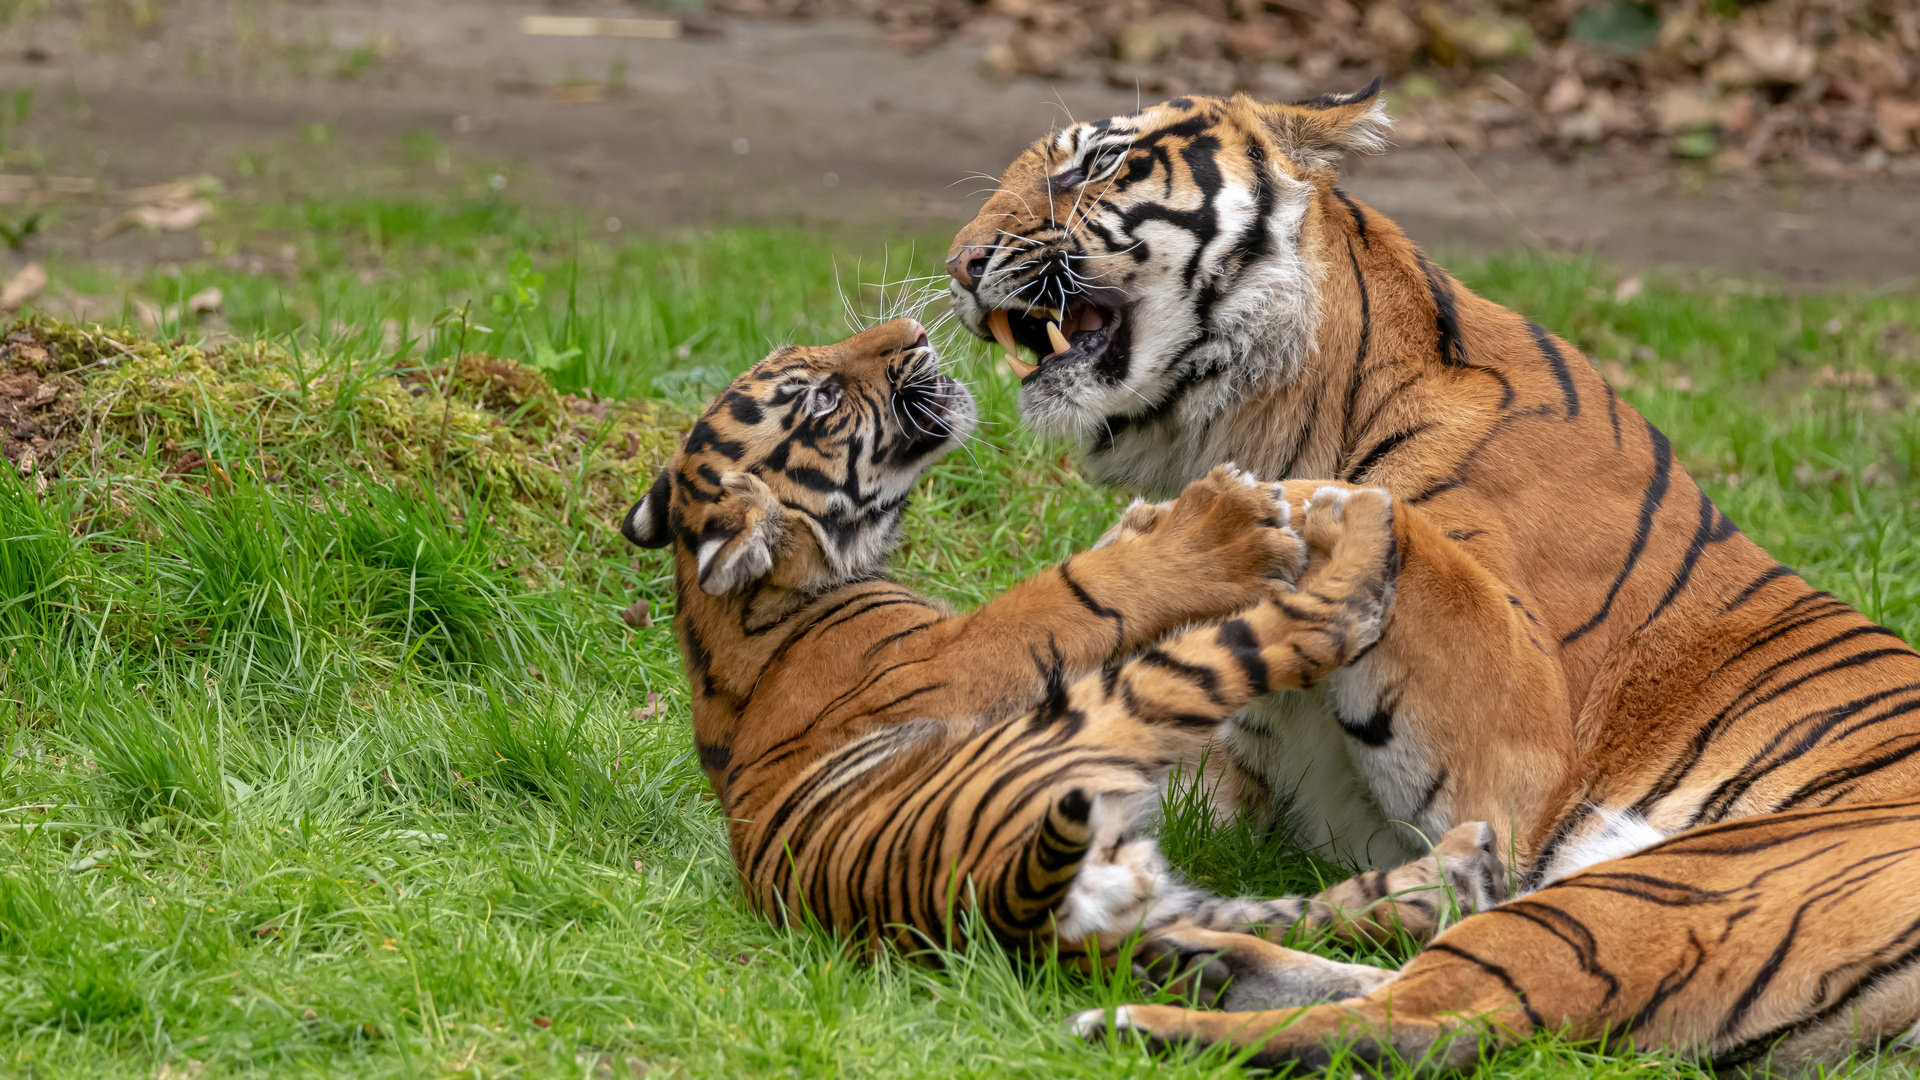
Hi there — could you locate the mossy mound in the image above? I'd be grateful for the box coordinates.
[1,318,689,564]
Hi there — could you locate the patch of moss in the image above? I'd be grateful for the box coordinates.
[2,317,688,566]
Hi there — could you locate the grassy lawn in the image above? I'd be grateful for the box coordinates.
[2,194,1918,1078]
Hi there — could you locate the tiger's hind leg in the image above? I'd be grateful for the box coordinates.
[1126,822,1505,1011]
[1186,820,1507,945]
[1061,491,1502,996]
[1130,925,1397,1012]
[1076,800,1920,1072]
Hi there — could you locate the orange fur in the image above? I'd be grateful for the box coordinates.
[623,320,1504,968]
[953,87,1920,1067]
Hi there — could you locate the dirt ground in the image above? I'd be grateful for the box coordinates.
[2,0,1917,286]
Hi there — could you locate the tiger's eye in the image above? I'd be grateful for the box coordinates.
[810,383,842,417]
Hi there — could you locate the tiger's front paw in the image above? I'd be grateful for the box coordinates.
[1136,465,1309,590]
[1092,498,1172,550]
[1282,484,1400,663]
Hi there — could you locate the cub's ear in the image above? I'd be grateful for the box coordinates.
[621,469,674,549]
[693,471,787,596]
[1257,77,1391,168]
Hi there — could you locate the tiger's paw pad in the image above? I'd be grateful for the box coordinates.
[1303,485,1393,536]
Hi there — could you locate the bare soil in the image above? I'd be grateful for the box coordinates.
[0,331,81,475]
[1,0,1917,285]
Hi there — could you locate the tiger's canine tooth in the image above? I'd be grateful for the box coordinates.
[987,309,1020,368]
[1046,320,1071,356]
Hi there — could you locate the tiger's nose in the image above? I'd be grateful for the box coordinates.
[946,246,991,290]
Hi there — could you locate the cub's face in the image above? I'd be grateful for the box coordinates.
[946,85,1387,445]
[623,318,975,596]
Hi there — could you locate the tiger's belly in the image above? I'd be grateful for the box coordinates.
[1220,687,1425,869]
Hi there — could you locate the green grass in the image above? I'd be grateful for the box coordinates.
[3,193,1919,1078]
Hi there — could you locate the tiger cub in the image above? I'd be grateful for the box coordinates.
[621,317,1502,975]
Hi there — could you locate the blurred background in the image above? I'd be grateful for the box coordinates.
[0,0,1916,297]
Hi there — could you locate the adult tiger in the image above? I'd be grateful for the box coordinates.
[947,83,1920,1067]
[619,317,1504,983]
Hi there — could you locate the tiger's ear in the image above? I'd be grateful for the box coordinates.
[1255,77,1391,168]
[692,470,787,596]
[621,469,674,549]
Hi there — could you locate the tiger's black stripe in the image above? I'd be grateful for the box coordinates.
[1562,424,1674,646]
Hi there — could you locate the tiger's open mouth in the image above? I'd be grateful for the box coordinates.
[983,302,1123,384]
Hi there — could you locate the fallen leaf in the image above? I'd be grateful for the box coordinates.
[0,262,46,311]
[1875,99,1920,154]
[629,692,668,723]
[129,199,214,232]
[1543,72,1585,115]
[621,598,653,629]
[187,286,223,315]
[1731,27,1816,85]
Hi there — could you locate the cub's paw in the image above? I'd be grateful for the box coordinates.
[1093,498,1173,550]
[1429,821,1508,917]
[1149,465,1308,587]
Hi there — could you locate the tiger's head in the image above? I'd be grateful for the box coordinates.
[622,318,974,599]
[947,82,1388,479]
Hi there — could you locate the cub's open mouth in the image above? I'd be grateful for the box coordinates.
[984,303,1121,384]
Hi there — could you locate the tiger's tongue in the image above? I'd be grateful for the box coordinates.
[1041,307,1106,361]
[1067,307,1105,335]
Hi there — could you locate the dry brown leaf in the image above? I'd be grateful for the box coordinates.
[1875,99,1920,153]
[620,598,653,629]
[0,263,46,312]
[629,692,669,723]
[1731,26,1816,85]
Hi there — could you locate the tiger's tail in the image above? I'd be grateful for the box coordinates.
[986,786,1096,945]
